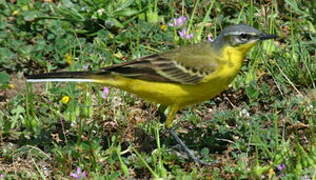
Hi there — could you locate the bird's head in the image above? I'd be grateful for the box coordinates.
[214,24,277,53]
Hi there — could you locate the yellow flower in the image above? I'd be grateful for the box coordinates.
[12,10,20,16]
[8,84,15,89]
[64,53,73,65]
[160,24,168,32]
[60,96,70,104]
[267,168,275,178]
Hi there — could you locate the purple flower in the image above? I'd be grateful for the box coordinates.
[276,164,286,171]
[168,16,187,27]
[70,167,87,179]
[0,174,4,179]
[82,65,89,70]
[178,29,193,39]
[101,87,110,99]
[207,34,214,42]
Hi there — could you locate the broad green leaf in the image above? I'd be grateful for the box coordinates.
[0,71,10,84]
[114,8,138,17]
[22,11,38,21]
[0,47,15,62]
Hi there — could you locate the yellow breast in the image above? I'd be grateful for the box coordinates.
[96,44,254,108]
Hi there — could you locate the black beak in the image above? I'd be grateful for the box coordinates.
[259,33,278,40]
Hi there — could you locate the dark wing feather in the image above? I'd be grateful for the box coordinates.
[103,43,218,85]
[103,55,176,82]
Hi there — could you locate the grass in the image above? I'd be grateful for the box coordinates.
[0,0,315,179]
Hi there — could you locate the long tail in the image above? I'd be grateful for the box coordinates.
[26,71,110,83]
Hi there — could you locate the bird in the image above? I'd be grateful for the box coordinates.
[26,24,277,165]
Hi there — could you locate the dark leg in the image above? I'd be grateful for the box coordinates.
[168,128,215,165]
[161,105,216,165]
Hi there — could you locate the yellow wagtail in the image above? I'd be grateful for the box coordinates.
[26,24,277,165]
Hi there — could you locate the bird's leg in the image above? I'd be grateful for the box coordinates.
[164,105,178,129]
[164,105,215,165]
[168,129,214,165]
[157,104,167,122]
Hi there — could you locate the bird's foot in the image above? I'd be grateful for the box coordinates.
[168,128,217,166]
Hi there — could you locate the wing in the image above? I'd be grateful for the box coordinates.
[104,42,219,85]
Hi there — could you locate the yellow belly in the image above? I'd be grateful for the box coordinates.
[115,77,228,106]
[97,64,239,108]
[95,45,249,108]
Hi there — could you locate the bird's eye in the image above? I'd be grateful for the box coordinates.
[239,33,250,41]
